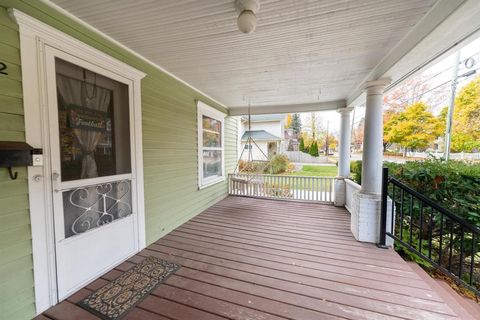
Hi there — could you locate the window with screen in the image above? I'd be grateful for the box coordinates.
[197,101,225,188]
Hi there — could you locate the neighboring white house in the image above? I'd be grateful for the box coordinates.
[239,114,285,160]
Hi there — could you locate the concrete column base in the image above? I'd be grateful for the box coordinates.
[333,178,346,207]
[350,192,394,246]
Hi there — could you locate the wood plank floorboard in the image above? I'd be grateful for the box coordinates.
[172,227,410,271]
[157,236,425,288]
[178,221,400,258]
[146,243,455,318]
[39,196,461,320]
[139,247,449,316]
[162,233,421,282]
[166,230,416,275]
[188,216,389,248]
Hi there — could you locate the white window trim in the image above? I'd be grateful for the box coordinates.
[9,9,146,314]
[197,101,226,189]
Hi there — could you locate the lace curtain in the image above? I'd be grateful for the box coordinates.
[56,74,112,179]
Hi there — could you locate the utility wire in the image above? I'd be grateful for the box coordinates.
[350,50,480,128]
[399,67,479,105]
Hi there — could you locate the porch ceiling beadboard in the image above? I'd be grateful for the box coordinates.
[50,0,437,109]
[0,1,237,318]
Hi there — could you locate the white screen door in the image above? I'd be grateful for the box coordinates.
[44,46,140,299]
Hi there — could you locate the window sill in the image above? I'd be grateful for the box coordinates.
[198,176,225,190]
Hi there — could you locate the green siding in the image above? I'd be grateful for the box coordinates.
[0,5,33,319]
[0,1,238,318]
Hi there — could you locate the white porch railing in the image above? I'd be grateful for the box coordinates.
[228,173,335,202]
[345,178,361,213]
[405,151,480,160]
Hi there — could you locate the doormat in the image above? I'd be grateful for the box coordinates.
[78,256,180,320]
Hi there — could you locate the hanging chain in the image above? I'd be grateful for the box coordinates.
[82,69,98,100]
[248,103,252,162]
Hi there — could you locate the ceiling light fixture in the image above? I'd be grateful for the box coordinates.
[235,0,260,34]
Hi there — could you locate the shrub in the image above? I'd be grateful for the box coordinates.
[352,159,480,292]
[350,160,362,184]
[386,159,480,226]
[351,159,480,226]
[265,154,290,174]
[238,160,267,173]
[389,160,480,291]
[286,162,296,172]
[299,137,305,152]
[309,141,319,157]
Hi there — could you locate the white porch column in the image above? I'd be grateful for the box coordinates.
[360,79,390,195]
[350,78,391,244]
[338,107,354,178]
[334,107,353,206]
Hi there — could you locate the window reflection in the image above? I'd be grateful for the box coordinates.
[203,150,222,178]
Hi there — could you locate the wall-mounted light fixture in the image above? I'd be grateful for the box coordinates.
[235,0,260,34]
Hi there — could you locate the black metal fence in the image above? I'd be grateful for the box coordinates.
[380,167,480,296]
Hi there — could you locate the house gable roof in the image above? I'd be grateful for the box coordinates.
[241,130,281,141]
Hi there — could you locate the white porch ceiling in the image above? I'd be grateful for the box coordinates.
[51,0,439,111]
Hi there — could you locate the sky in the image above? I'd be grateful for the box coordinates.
[295,35,480,136]
[300,111,340,136]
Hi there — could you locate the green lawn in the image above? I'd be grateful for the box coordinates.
[284,165,337,177]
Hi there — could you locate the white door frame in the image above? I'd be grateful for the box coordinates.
[9,9,146,314]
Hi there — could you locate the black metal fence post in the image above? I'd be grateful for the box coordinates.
[377,167,388,249]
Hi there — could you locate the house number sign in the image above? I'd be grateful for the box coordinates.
[0,62,8,75]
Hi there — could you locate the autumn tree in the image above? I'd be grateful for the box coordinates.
[309,112,318,140]
[384,102,443,156]
[285,114,293,128]
[384,77,428,111]
[352,118,364,151]
[299,131,314,154]
[323,136,338,154]
[300,131,312,147]
[382,109,396,152]
[382,75,445,152]
[450,77,480,152]
[384,76,444,111]
[326,134,338,151]
[317,130,338,154]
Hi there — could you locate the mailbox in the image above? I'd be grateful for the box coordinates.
[0,141,42,180]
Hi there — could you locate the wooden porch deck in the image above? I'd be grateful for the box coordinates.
[37,196,461,320]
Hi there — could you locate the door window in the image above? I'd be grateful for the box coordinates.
[55,58,133,238]
[56,58,131,181]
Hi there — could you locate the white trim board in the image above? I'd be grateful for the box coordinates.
[39,0,229,111]
[197,101,226,189]
[9,9,146,314]
[229,100,346,116]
